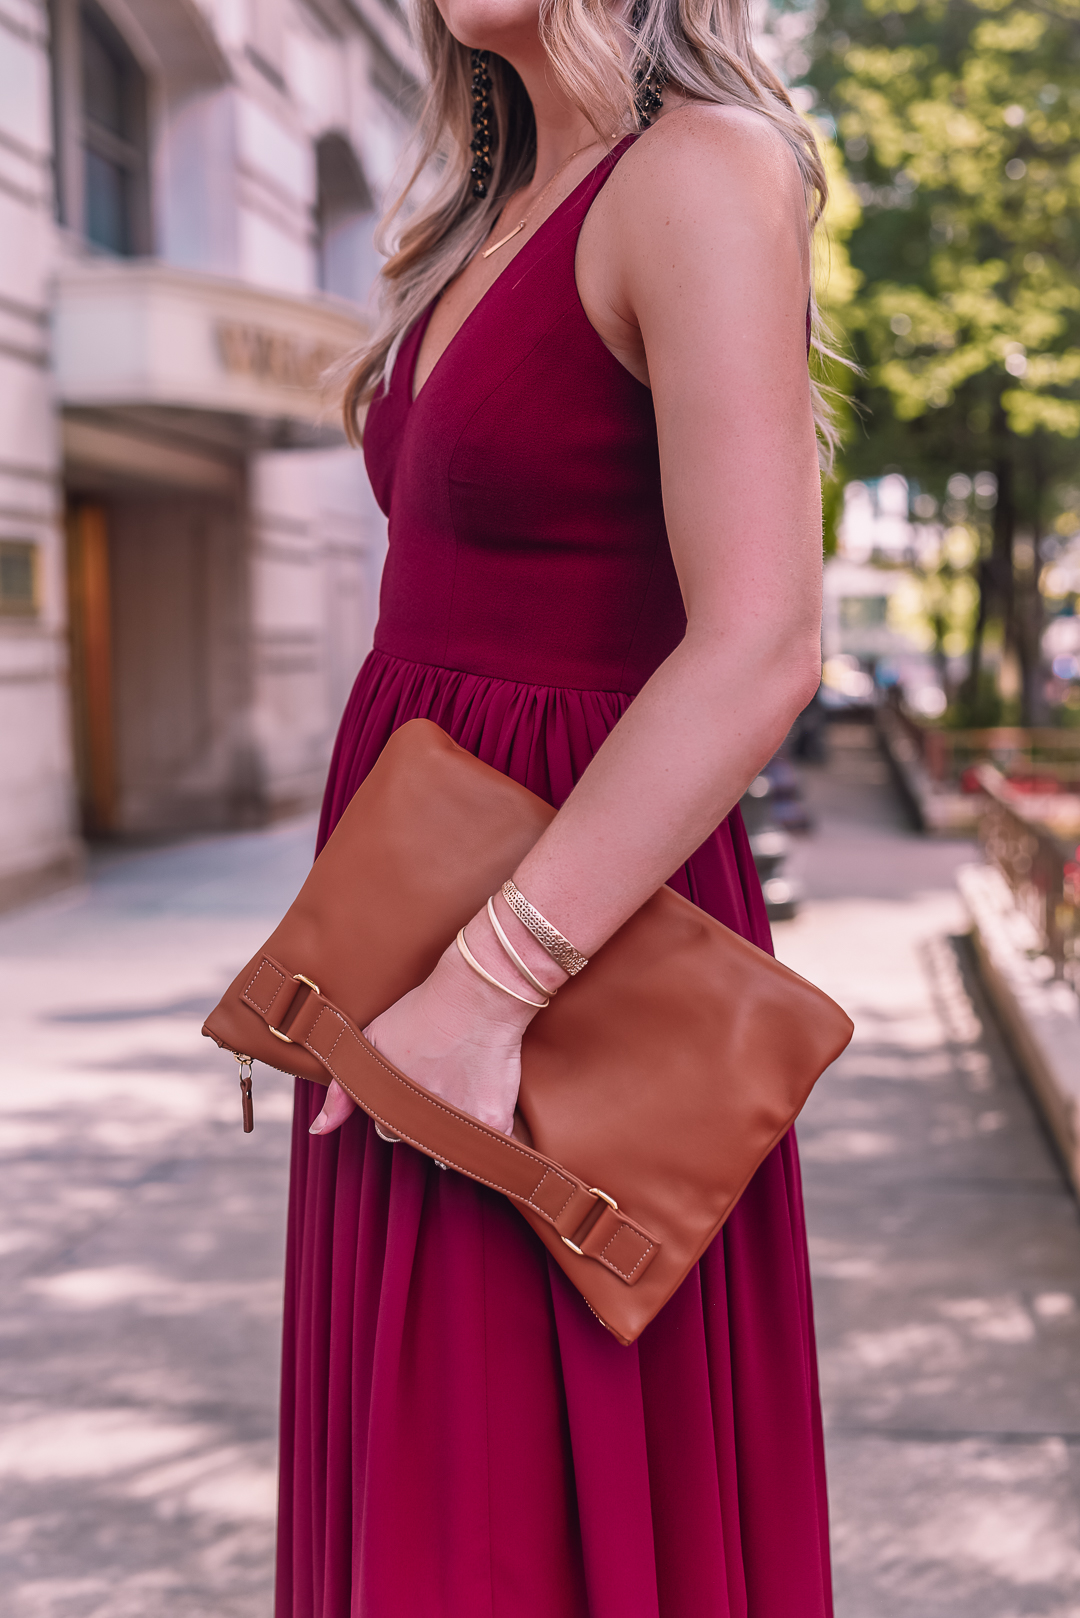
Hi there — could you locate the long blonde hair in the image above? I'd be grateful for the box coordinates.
[343,0,833,449]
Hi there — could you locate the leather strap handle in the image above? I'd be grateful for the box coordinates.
[242,956,660,1287]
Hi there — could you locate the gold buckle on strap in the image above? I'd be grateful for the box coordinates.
[561,1186,619,1253]
[268,972,322,1043]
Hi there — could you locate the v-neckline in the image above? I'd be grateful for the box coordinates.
[408,136,636,408]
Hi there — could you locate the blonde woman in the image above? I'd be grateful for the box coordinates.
[278,0,831,1608]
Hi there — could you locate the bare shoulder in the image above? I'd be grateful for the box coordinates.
[577,102,810,384]
[599,101,808,248]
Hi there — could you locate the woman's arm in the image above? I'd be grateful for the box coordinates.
[312,108,824,1138]
[521,107,823,951]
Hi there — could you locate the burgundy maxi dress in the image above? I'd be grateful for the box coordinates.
[277,138,832,1618]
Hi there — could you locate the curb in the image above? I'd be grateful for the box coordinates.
[958,862,1080,1198]
[875,708,979,835]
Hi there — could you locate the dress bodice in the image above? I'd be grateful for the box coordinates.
[362,138,687,695]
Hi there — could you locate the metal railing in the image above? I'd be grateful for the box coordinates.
[976,763,1080,994]
[884,701,1080,790]
[881,695,1079,782]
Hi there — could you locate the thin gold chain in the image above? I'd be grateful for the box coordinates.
[482,142,605,260]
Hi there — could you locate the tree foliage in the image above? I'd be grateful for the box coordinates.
[799,0,1080,721]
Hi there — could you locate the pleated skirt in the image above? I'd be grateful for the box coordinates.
[276,647,832,1618]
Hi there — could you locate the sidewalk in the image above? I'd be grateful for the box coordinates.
[0,825,315,1617]
[1,729,1078,1616]
[775,723,1080,1616]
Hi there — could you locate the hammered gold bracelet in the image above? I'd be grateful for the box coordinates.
[500,880,589,977]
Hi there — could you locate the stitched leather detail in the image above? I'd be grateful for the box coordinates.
[529,1169,582,1225]
[300,1004,660,1265]
[242,959,287,1014]
[240,972,663,1285]
[599,1225,656,1281]
[305,1005,569,1200]
[579,1204,658,1282]
[304,1007,560,1211]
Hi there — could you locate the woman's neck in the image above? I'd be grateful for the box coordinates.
[492,35,608,179]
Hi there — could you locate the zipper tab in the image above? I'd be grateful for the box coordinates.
[236,1055,254,1131]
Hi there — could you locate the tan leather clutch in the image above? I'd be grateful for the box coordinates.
[203,719,852,1345]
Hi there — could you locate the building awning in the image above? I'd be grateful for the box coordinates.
[52,260,368,461]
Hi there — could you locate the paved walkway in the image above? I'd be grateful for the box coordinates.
[0,827,310,1617]
[775,724,1080,1617]
[0,723,1078,1616]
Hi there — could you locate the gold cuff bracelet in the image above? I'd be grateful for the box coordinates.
[500,880,589,976]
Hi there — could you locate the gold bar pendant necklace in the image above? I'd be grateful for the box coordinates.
[482,142,603,259]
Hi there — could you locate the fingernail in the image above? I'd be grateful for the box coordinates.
[309,1112,327,1135]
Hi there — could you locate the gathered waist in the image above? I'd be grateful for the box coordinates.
[368,641,639,700]
[319,645,639,838]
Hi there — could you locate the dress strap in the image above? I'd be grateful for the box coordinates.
[572,133,639,213]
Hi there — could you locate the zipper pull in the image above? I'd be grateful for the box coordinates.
[236,1055,254,1132]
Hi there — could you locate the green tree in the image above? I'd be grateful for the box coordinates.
[799,0,1080,722]
[813,131,864,553]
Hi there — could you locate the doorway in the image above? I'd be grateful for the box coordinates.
[66,491,246,837]
[66,501,116,835]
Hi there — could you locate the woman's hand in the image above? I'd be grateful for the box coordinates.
[308,910,558,1139]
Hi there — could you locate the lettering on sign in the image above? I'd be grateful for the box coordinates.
[215,323,347,390]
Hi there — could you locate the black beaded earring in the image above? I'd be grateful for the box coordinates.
[630,0,665,128]
[470,49,495,198]
[634,62,666,127]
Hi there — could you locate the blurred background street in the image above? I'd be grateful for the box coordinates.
[3,0,1080,1611]
[776,724,1080,1617]
[2,717,1079,1618]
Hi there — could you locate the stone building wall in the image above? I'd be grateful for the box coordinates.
[0,0,416,900]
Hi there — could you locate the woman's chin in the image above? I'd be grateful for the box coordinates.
[435,0,542,55]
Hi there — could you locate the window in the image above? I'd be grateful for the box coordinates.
[51,1,150,254]
[839,596,889,632]
[315,134,377,305]
[0,542,38,617]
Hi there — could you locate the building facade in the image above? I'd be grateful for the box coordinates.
[0,0,416,905]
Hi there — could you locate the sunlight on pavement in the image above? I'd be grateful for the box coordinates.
[773,724,1080,1618]
[0,820,316,1617]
